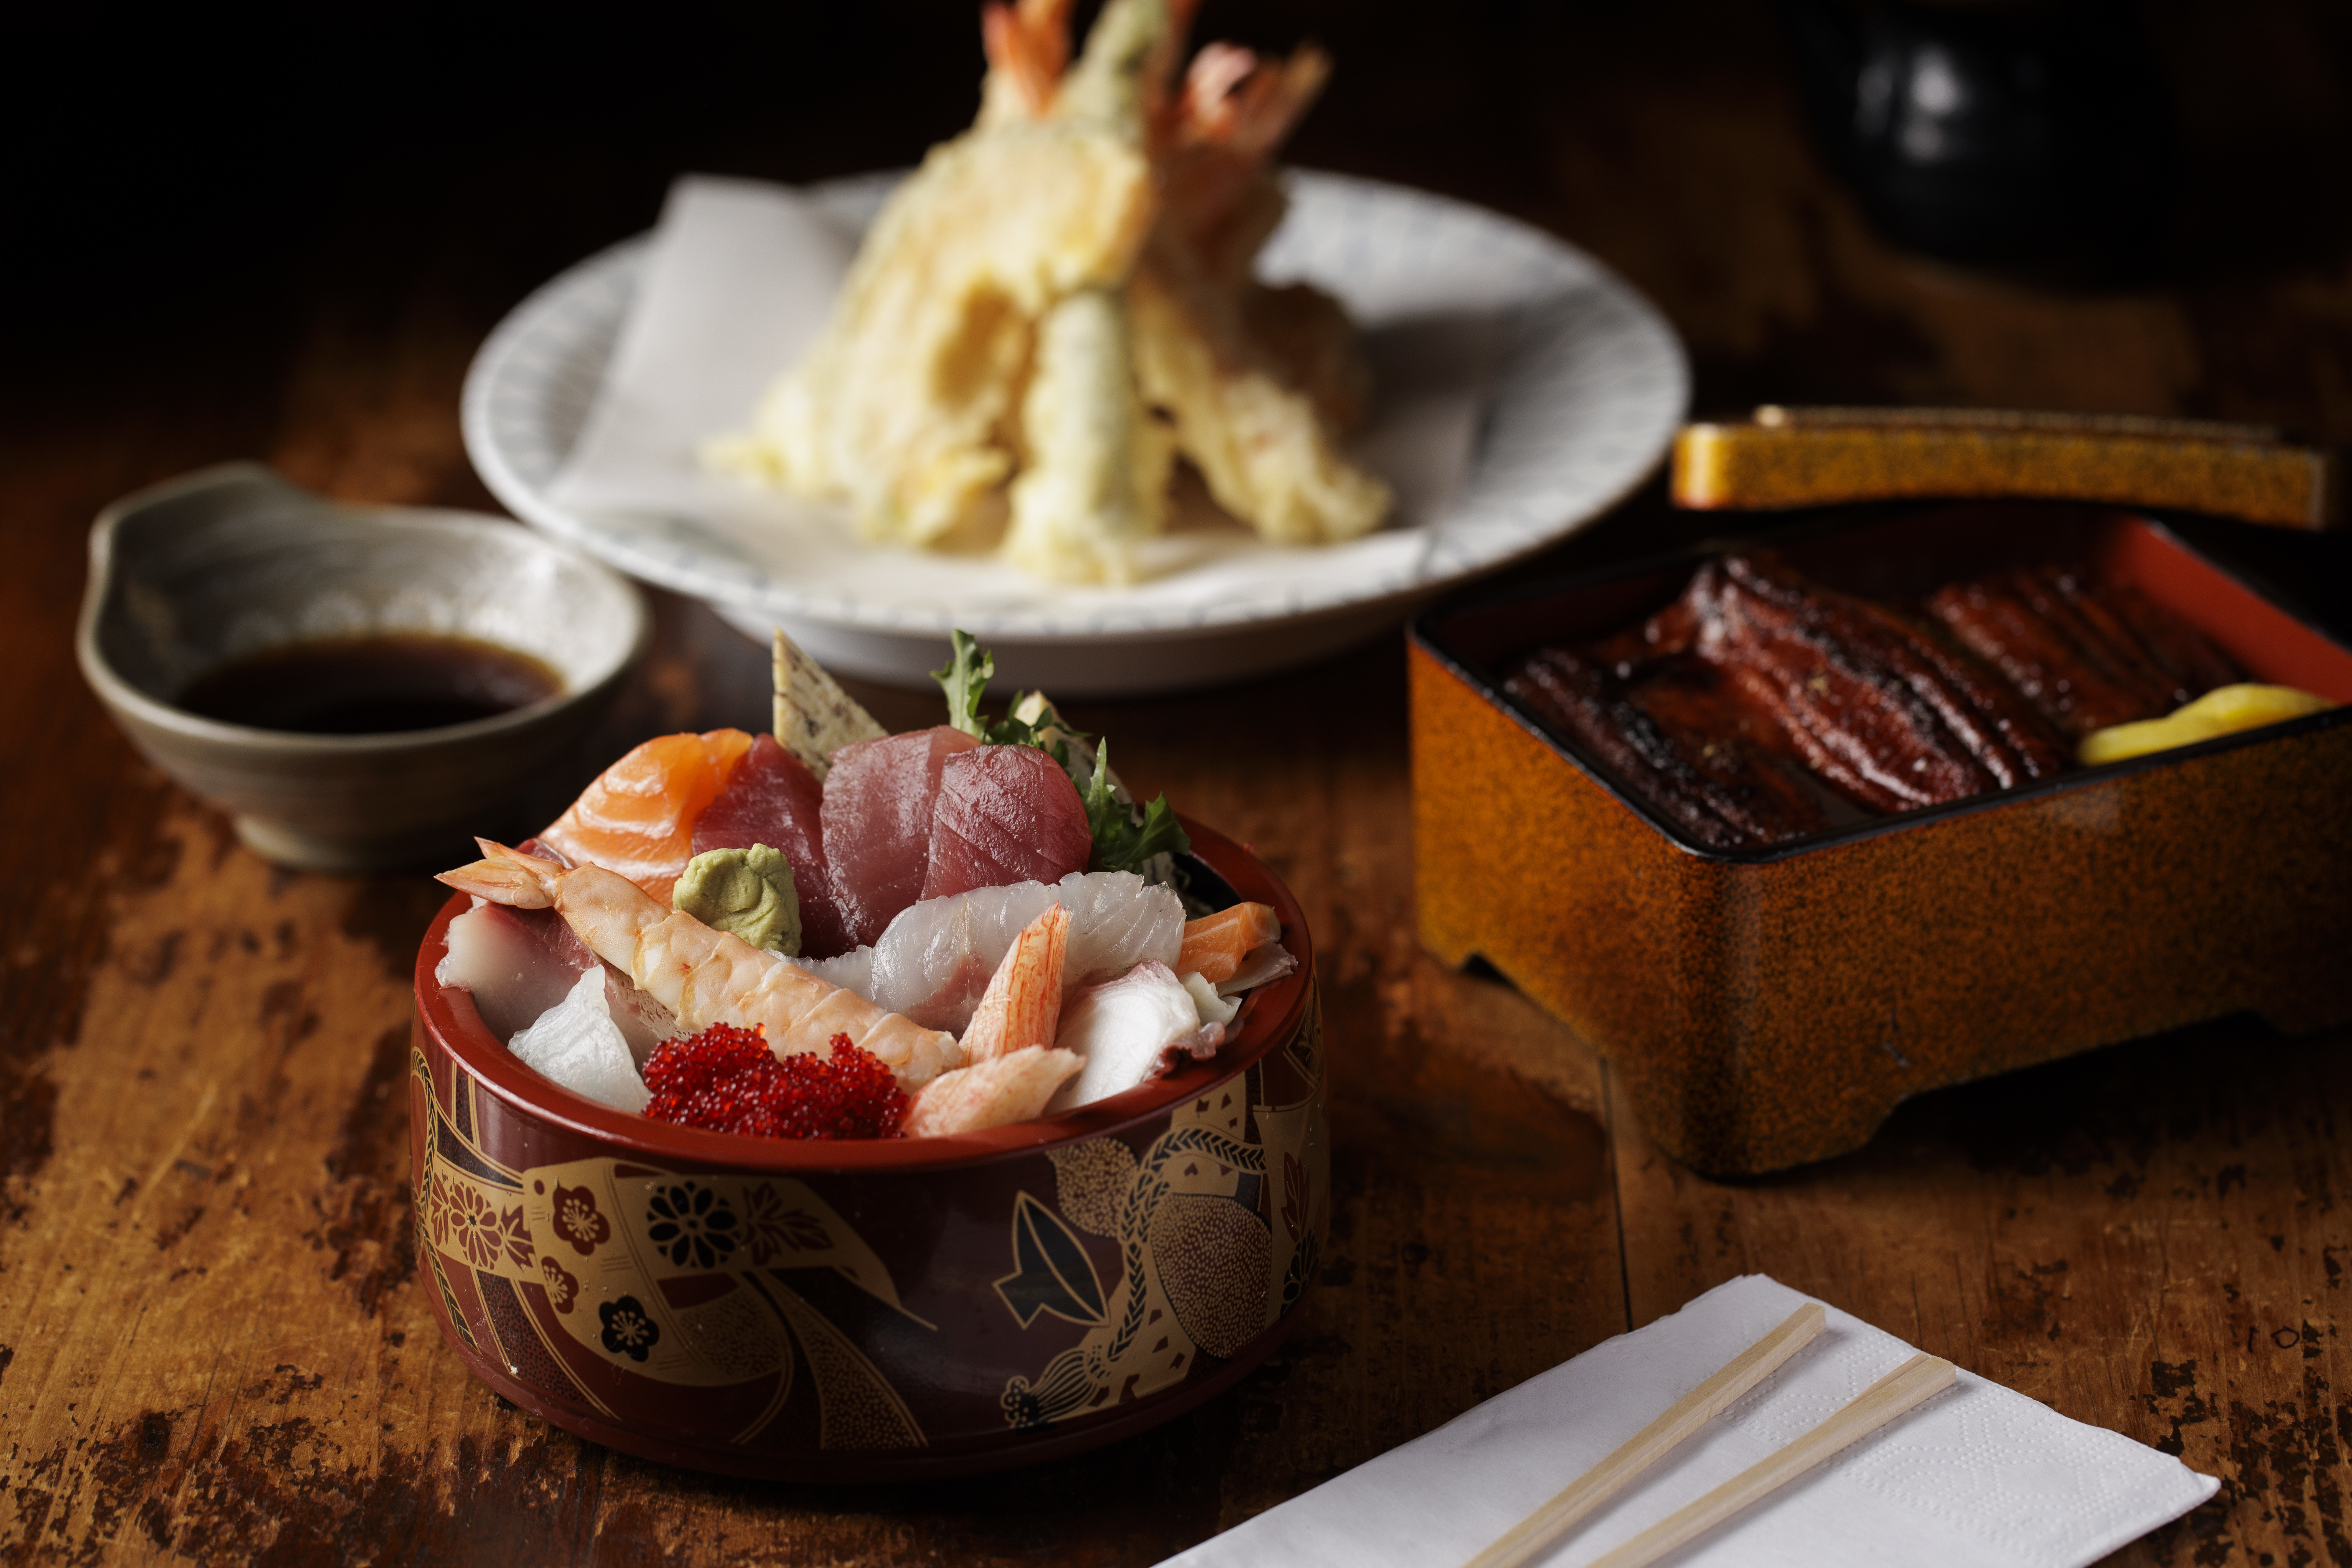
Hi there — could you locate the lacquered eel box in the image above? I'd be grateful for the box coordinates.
[1410,499,2352,1174]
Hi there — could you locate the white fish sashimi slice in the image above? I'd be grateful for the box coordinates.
[439,900,680,1068]
[437,901,592,1041]
[508,967,652,1114]
[795,944,875,998]
[1181,971,1240,1027]
[1057,871,1184,985]
[877,885,1058,1031]
[790,871,1183,1037]
[1048,961,1224,1112]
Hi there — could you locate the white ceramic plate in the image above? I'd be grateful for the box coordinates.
[461,172,1688,695]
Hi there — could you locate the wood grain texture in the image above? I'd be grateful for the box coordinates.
[4,2,2352,1563]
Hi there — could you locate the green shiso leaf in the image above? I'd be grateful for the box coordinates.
[933,630,993,740]
[1083,739,1190,873]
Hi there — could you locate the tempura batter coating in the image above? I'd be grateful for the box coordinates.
[1129,243,1390,547]
[715,0,1390,574]
[723,124,1155,546]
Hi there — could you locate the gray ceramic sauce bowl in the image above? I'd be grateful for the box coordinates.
[78,463,648,872]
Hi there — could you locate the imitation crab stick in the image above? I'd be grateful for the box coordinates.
[903,1046,1083,1137]
[1176,901,1281,985]
[961,904,1071,1064]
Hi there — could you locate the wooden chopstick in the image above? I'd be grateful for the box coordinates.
[1579,1350,1958,1568]
[1461,1302,1826,1568]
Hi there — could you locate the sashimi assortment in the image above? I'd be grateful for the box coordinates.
[794,869,1189,1033]
[433,630,1297,1140]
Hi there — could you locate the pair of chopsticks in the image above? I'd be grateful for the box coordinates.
[1464,1303,1955,1568]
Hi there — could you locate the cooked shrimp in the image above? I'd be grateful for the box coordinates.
[1004,289,1174,584]
[1157,42,1332,283]
[438,841,963,1090]
[714,2,1163,548]
[979,0,1073,125]
[1176,900,1281,984]
[903,1045,1083,1136]
[961,904,1071,1062]
[1128,256,1390,546]
[712,0,1381,570]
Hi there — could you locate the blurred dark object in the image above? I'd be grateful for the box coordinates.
[1781,0,2178,272]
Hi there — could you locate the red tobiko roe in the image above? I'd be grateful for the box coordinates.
[642,1024,908,1140]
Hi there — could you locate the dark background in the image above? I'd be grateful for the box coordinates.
[7,3,2349,376]
[5,0,2351,608]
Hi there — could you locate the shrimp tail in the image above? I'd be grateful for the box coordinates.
[980,0,1075,123]
[1197,43,1329,158]
[434,838,561,908]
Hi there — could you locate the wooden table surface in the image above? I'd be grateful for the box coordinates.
[7,4,2352,1563]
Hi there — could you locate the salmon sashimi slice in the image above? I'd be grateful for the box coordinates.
[960,903,1070,1063]
[693,733,856,958]
[920,743,1094,901]
[540,729,755,903]
[821,725,981,947]
[1176,900,1281,984]
[903,1045,1083,1137]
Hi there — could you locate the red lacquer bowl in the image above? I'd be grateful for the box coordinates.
[407,818,1323,1481]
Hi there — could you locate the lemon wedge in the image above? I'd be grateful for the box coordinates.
[2078,683,2337,766]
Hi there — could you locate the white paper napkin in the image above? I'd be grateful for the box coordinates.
[547,174,856,524]
[1160,1275,2216,1568]
[536,173,1498,619]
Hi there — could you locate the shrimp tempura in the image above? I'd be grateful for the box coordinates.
[712,0,1169,549]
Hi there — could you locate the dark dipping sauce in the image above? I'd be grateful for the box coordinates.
[174,633,562,735]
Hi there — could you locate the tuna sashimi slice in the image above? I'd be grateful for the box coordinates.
[821,725,981,947]
[921,744,1094,901]
[539,729,754,902]
[694,733,855,959]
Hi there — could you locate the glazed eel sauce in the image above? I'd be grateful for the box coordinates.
[1504,552,2241,849]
